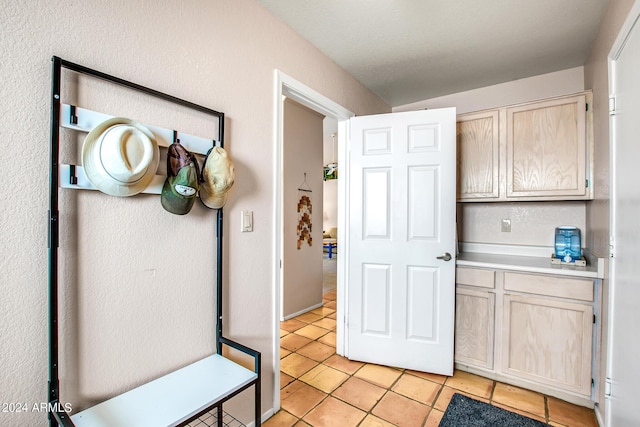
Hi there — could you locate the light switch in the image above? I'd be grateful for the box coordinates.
[241,210,253,232]
[501,219,511,232]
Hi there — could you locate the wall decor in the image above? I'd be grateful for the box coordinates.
[297,173,313,249]
[323,133,338,181]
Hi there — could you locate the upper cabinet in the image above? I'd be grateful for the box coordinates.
[456,91,593,202]
[456,110,500,200]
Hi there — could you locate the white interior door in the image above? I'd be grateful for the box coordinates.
[345,108,456,374]
[607,3,640,426]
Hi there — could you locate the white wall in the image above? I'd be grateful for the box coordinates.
[393,67,585,114]
[0,1,389,425]
[396,68,587,251]
[282,99,324,318]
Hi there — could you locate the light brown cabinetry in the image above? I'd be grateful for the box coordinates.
[456,110,500,200]
[456,92,592,202]
[455,267,495,369]
[502,272,594,396]
[506,95,588,198]
[455,266,596,400]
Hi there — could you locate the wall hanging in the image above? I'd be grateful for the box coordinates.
[296,173,313,249]
[323,133,338,180]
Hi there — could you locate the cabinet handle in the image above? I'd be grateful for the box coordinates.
[437,252,452,261]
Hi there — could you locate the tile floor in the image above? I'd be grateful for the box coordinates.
[265,288,599,427]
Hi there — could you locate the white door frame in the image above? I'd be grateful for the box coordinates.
[606,2,640,426]
[272,70,353,412]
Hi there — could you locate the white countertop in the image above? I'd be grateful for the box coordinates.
[456,251,603,279]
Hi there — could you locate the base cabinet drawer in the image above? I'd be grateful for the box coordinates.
[501,294,593,396]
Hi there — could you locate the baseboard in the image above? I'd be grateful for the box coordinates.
[282,302,323,321]
[243,408,275,427]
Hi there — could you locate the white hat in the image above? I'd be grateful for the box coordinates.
[82,117,160,197]
[199,146,235,209]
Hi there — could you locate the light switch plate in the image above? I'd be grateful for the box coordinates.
[241,210,253,232]
[501,219,511,232]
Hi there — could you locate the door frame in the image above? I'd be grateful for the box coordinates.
[606,2,640,426]
[272,70,353,412]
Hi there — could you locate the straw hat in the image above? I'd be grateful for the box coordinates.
[82,117,160,196]
[199,146,235,209]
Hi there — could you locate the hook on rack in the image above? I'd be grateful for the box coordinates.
[69,105,78,125]
[298,173,312,193]
[69,164,78,185]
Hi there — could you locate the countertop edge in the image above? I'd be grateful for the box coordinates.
[456,253,601,279]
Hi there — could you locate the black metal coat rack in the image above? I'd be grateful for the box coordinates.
[48,56,260,427]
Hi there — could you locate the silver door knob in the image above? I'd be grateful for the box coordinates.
[437,252,452,261]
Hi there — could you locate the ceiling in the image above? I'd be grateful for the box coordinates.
[256,0,609,107]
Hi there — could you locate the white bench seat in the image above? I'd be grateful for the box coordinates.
[71,354,256,427]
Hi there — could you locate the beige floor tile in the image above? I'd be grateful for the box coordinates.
[405,369,448,384]
[280,353,318,378]
[303,396,366,427]
[332,376,386,411]
[280,348,291,359]
[547,396,598,427]
[355,363,403,388]
[280,380,327,418]
[299,364,349,393]
[434,386,490,412]
[317,331,336,347]
[323,354,364,375]
[424,409,444,427]
[323,290,337,301]
[549,422,569,427]
[310,306,336,316]
[359,414,396,427]
[281,318,307,332]
[296,341,335,362]
[327,312,336,319]
[444,369,494,398]
[312,317,337,330]
[372,391,431,427]
[323,300,337,310]
[392,372,441,405]
[263,409,299,427]
[295,312,323,323]
[492,382,545,418]
[280,329,289,338]
[281,333,313,352]
[280,372,295,389]
[293,420,312,427]
[295,324,330,340]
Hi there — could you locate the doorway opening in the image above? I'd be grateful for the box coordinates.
[272,70,353,412]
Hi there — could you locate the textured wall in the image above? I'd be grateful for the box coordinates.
[282,99,324,318]
[0,1,389,425]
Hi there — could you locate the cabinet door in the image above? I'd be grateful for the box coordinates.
[456,110,500,200]
[502,294,593,396]
[506,95,587,198]
[455,287,495,369]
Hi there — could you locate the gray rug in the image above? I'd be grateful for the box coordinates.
[439,393,550,426]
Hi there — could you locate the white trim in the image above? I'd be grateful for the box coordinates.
[606,3,640,426]
[282,302,324,321]
[272,70,354,415]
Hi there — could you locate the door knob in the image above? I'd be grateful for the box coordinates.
[437,252,452,261]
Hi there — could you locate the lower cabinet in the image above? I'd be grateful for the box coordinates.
[455,287,495,369]
[455,266,597,400]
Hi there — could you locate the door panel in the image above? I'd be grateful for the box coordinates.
[346,109,456,375]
